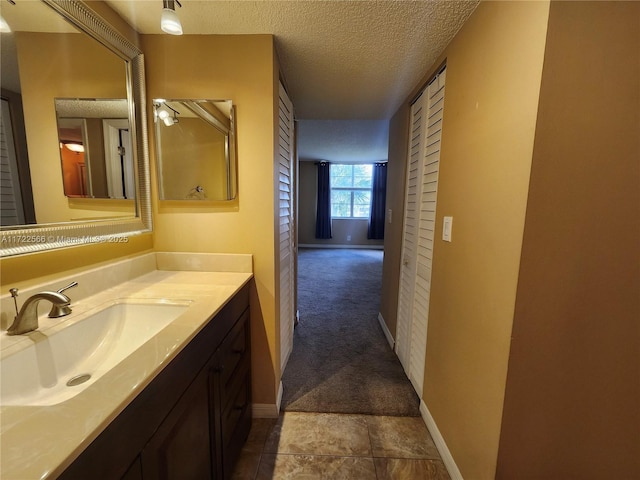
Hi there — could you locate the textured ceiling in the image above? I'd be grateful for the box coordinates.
[297,120,390,163]
[16,0,479,162]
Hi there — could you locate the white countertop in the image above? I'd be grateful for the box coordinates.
[0,255,252,480]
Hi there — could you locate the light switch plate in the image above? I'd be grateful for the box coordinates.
[443,216,453,242]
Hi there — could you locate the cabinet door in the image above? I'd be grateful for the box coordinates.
[121,457,143,480]
[211,309,252,480]
[141,371,213,480]
[220,368,251,479]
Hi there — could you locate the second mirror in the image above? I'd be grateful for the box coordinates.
[154,99,236,201]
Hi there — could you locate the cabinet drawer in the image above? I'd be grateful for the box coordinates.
[220,367,252,479]
[219,309,250,393]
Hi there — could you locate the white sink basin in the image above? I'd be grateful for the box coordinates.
[0,300,190,406]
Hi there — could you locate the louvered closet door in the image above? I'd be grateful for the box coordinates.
[278,82,296,372]
[396,91,428,371]
[396,67,446,395]
[408,68,446,394]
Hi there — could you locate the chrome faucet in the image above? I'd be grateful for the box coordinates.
[6,282,78,335]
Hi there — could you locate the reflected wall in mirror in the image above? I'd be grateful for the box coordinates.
[0,0,151,256]
[55,98,135,200]
[154,99,237,201]
[1,4,135,224]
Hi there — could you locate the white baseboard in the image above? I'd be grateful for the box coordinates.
[298,244,384,250]
[252,382,284,418]
[377,312,395,349]
[277,380,283,411]
[420,400,463,480]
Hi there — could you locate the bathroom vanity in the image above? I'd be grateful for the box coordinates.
[0,253,253,480]
[60,282,251,480]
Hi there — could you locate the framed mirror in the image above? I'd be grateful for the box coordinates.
[153,99,237,201]
[0,0,151,256]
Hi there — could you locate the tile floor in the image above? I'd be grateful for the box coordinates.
[231,412,451,479]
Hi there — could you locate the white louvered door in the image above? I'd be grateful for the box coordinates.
[408,68,446,393]
[278,82,296,372]
[396,92,427,371]
[397,67,446,395]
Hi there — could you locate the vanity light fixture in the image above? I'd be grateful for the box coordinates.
[161,0,183,35]
[154,102,180,126]
[1,0,14,32]
[0,16,10,33]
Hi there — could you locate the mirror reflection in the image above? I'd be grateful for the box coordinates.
[0,0,135,227]
[154,99,237,201]
[55,98,134,200]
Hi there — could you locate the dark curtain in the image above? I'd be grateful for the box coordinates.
[368,163,387,239]
[315,162,332,239]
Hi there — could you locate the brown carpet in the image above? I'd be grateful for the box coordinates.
[281,248,420,416]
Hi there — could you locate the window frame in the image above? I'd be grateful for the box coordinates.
[330,164,373,219]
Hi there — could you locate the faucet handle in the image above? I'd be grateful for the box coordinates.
[9,288,19,317]
[57,281,78,296]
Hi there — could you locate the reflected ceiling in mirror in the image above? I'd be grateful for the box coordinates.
[154,99,237,201]
[0,0,151,256]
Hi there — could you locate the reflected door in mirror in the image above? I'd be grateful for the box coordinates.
[55,99,134,200]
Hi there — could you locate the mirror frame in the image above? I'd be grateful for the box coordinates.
[0,0,152,257]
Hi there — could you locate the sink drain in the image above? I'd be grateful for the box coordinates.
[66,373,91,387]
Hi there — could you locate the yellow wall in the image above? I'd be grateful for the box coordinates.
[379,104,408,334]
[142,34,279,405]
[0,234,153,289]
[384,2,550,478]
[158,117,228,200]
[423,3,549,477]
[16,32,134,223]
[497,2,640,477]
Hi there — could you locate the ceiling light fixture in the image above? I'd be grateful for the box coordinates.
[161,0,183,35]
[63,142,85,153]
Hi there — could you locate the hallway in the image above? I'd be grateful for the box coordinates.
[281,248,419,416]
[232,249,449,478]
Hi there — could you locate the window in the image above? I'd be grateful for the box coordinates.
[330,164,373,218]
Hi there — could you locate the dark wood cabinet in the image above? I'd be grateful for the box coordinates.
[121,458,143,480]
[141,370,213,480]
[59,285,251,480]
[212,309,252,479]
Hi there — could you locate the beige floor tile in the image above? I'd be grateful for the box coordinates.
[367,416,440,459]
[231,451,261,480]
[263,412,371,456]
[245,418,279,453]
[374,458,451,480]
[256,454,377,480]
